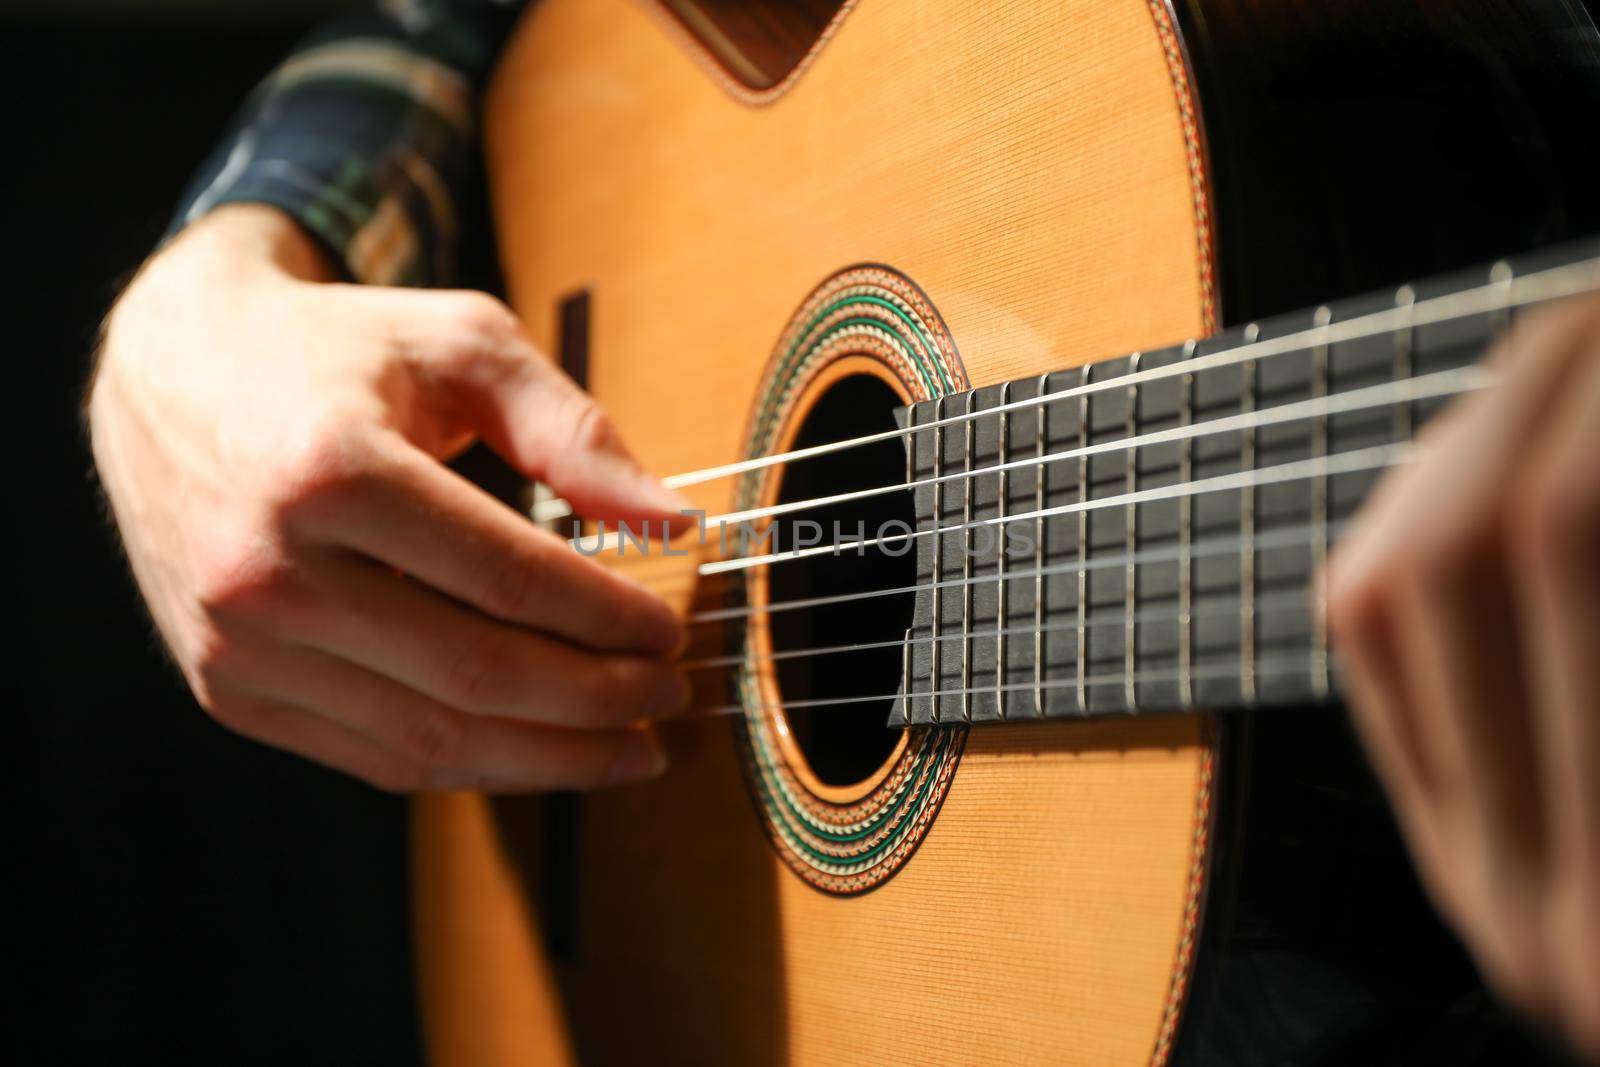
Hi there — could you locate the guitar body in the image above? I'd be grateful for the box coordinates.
[414,1,1600,1064]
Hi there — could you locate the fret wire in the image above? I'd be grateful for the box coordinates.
[930,396,946,722]
[1490,264,1515,415]
[995,381,1012,721]
[899,630,914,726]
[1240,324,1260,705]
[1124,354,1141,712]
[1179,342,1196,707]
[1311,306,1332,698]
[1491,260,1514,334]
[1033,372,1049,718]
[899,405,918,726]
[1394,287,1416,445]
[960,391,976,723]
[1076,364,1091,715]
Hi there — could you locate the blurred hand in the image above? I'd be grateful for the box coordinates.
[1327,293,1600,1060]
[88,204,691,793]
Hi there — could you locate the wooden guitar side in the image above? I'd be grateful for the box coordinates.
[415,1,1218,1063]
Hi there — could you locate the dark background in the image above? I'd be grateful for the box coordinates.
[9,1,1600,1065]
[9,4,422,1064]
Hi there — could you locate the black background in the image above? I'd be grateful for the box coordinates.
[8,2,1599,1065]
[10,8,421,1065]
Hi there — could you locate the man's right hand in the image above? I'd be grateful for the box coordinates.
[87,204,692,792]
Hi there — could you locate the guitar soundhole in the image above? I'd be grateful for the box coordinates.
[768,374,915,787]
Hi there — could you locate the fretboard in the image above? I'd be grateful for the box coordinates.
[893,239,1600,726]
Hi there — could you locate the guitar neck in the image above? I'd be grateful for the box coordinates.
[896,239,1600,725]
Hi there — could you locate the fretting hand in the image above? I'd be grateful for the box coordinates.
[1327,293,1600,1059]
[88,204,692,793]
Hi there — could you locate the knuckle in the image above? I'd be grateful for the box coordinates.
[591,659,665,722]
[185,625,250,708]
[543,397,625,487]
[592,661,642,711]
[395,709,467,770]
[1512,469,1599,571]
[1325,561,1392,645]
[449,291,520,341]
[191,533,300,624]
[568,396,616,452]
[204,688,268,736]
[1407,525,1495,602]
[267,412,376,522]
[562,661,632,725]
[442,631,515,712]
[479,548,545,622]
[569,737,630,785]
[423,292,528,389]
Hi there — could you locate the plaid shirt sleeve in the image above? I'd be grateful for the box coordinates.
[172,0,529,288]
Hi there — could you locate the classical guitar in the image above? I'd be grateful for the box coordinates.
[413,1,1600,1063]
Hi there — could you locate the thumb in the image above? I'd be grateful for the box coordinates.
[406,291,694,530]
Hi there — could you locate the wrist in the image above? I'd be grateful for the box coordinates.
[91,205,333,408]
[160,203,338,286]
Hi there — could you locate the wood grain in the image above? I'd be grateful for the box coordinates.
[414,0,1219,1062]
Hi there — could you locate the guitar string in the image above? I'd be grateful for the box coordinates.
[697,441,1413,575]
[690,654,1334,719]
[573,365,1486,552]
[676,525,1335,684]
[541,258,1588,712]
[531,252,1598,525]
[686,518,1345,625]
[668,446,1386,695]
[678,588,1311,671]
[663,460,1354,703]
[547,259,1574,710]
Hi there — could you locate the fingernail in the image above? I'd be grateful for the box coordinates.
[605,732,668,784]
[647,670,692,719]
